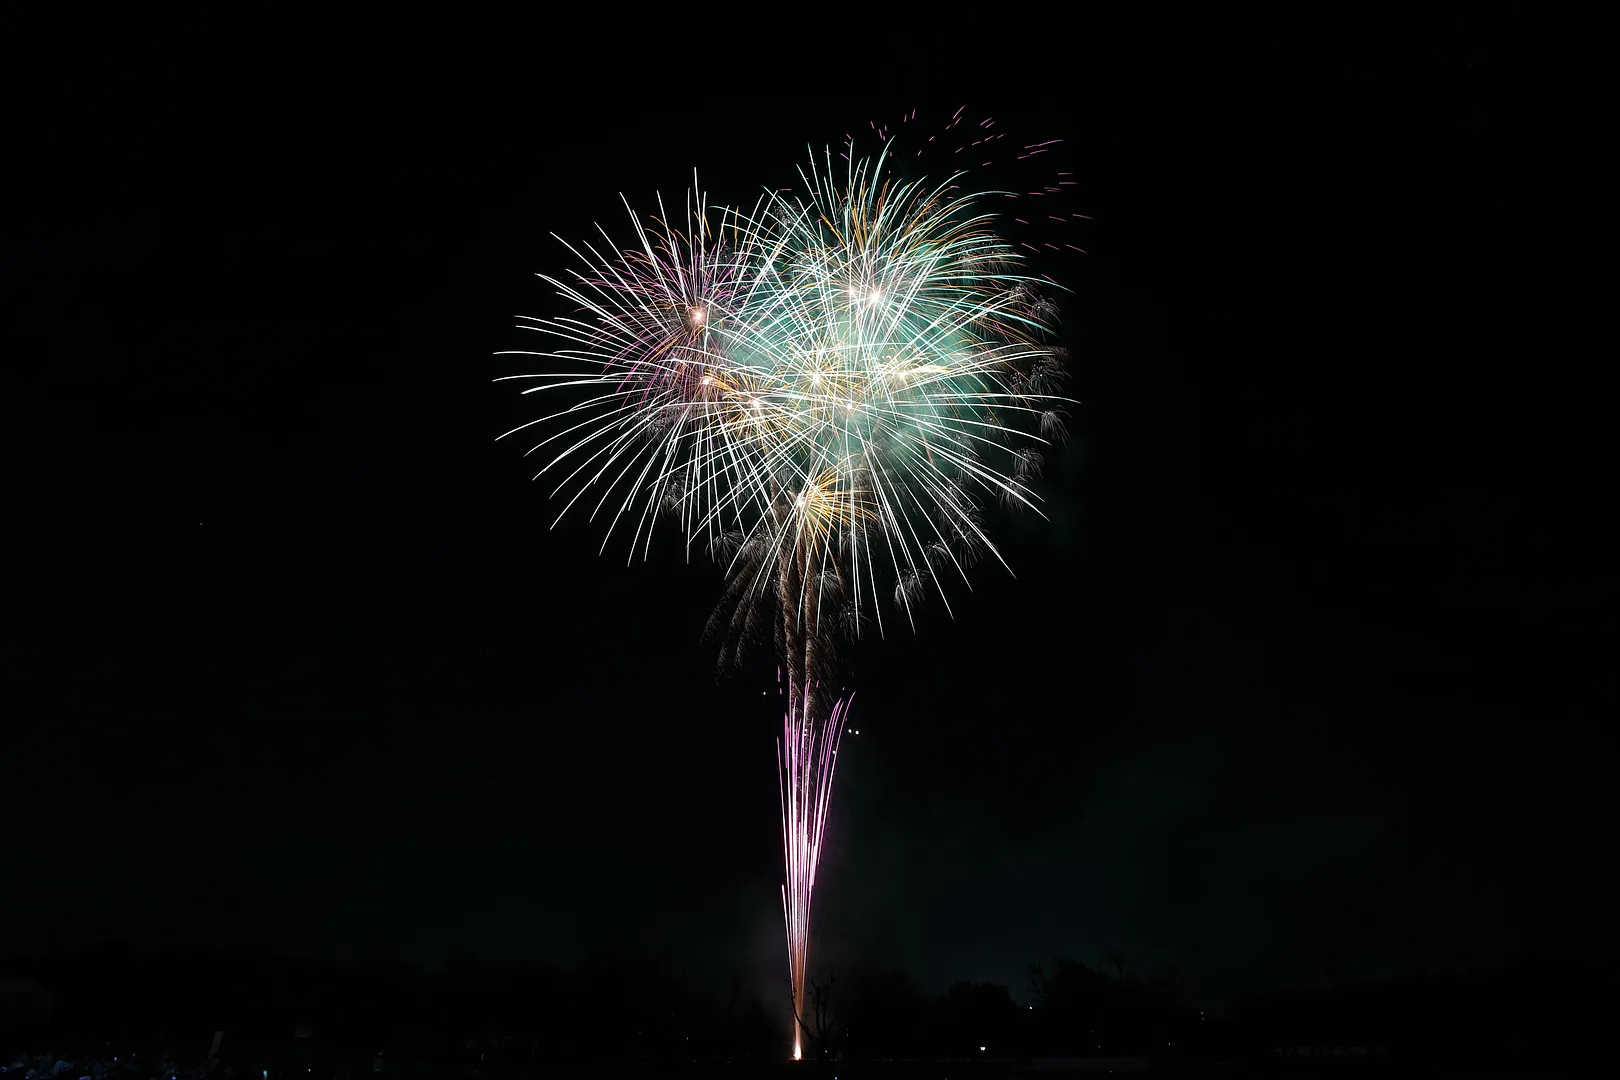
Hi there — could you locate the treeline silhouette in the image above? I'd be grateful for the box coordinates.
[3,944,1612,1070]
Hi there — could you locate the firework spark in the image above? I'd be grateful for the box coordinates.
[500,108,1079,1058]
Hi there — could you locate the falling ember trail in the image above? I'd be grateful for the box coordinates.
[778,675,851,1063]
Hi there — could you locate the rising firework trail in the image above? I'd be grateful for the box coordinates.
[498,106,1080,1057]
[778,677,850,1061]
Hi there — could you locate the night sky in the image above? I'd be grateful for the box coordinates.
[6,9,1612,1010]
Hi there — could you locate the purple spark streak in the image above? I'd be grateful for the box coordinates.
[778,675,851,1061]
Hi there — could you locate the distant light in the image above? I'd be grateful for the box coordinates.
[979,1046,986,1052]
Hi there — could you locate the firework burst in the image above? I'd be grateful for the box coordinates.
[500,107,1080,1058]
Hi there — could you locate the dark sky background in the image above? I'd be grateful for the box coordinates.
[5,8,1612,1011]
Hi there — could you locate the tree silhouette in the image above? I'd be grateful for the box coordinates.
[931,982,1018,1057]
[1027,954,1192,1055]
[7,942,1613,1070]
[786,970,837,1060]
[839,967,929,1057]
